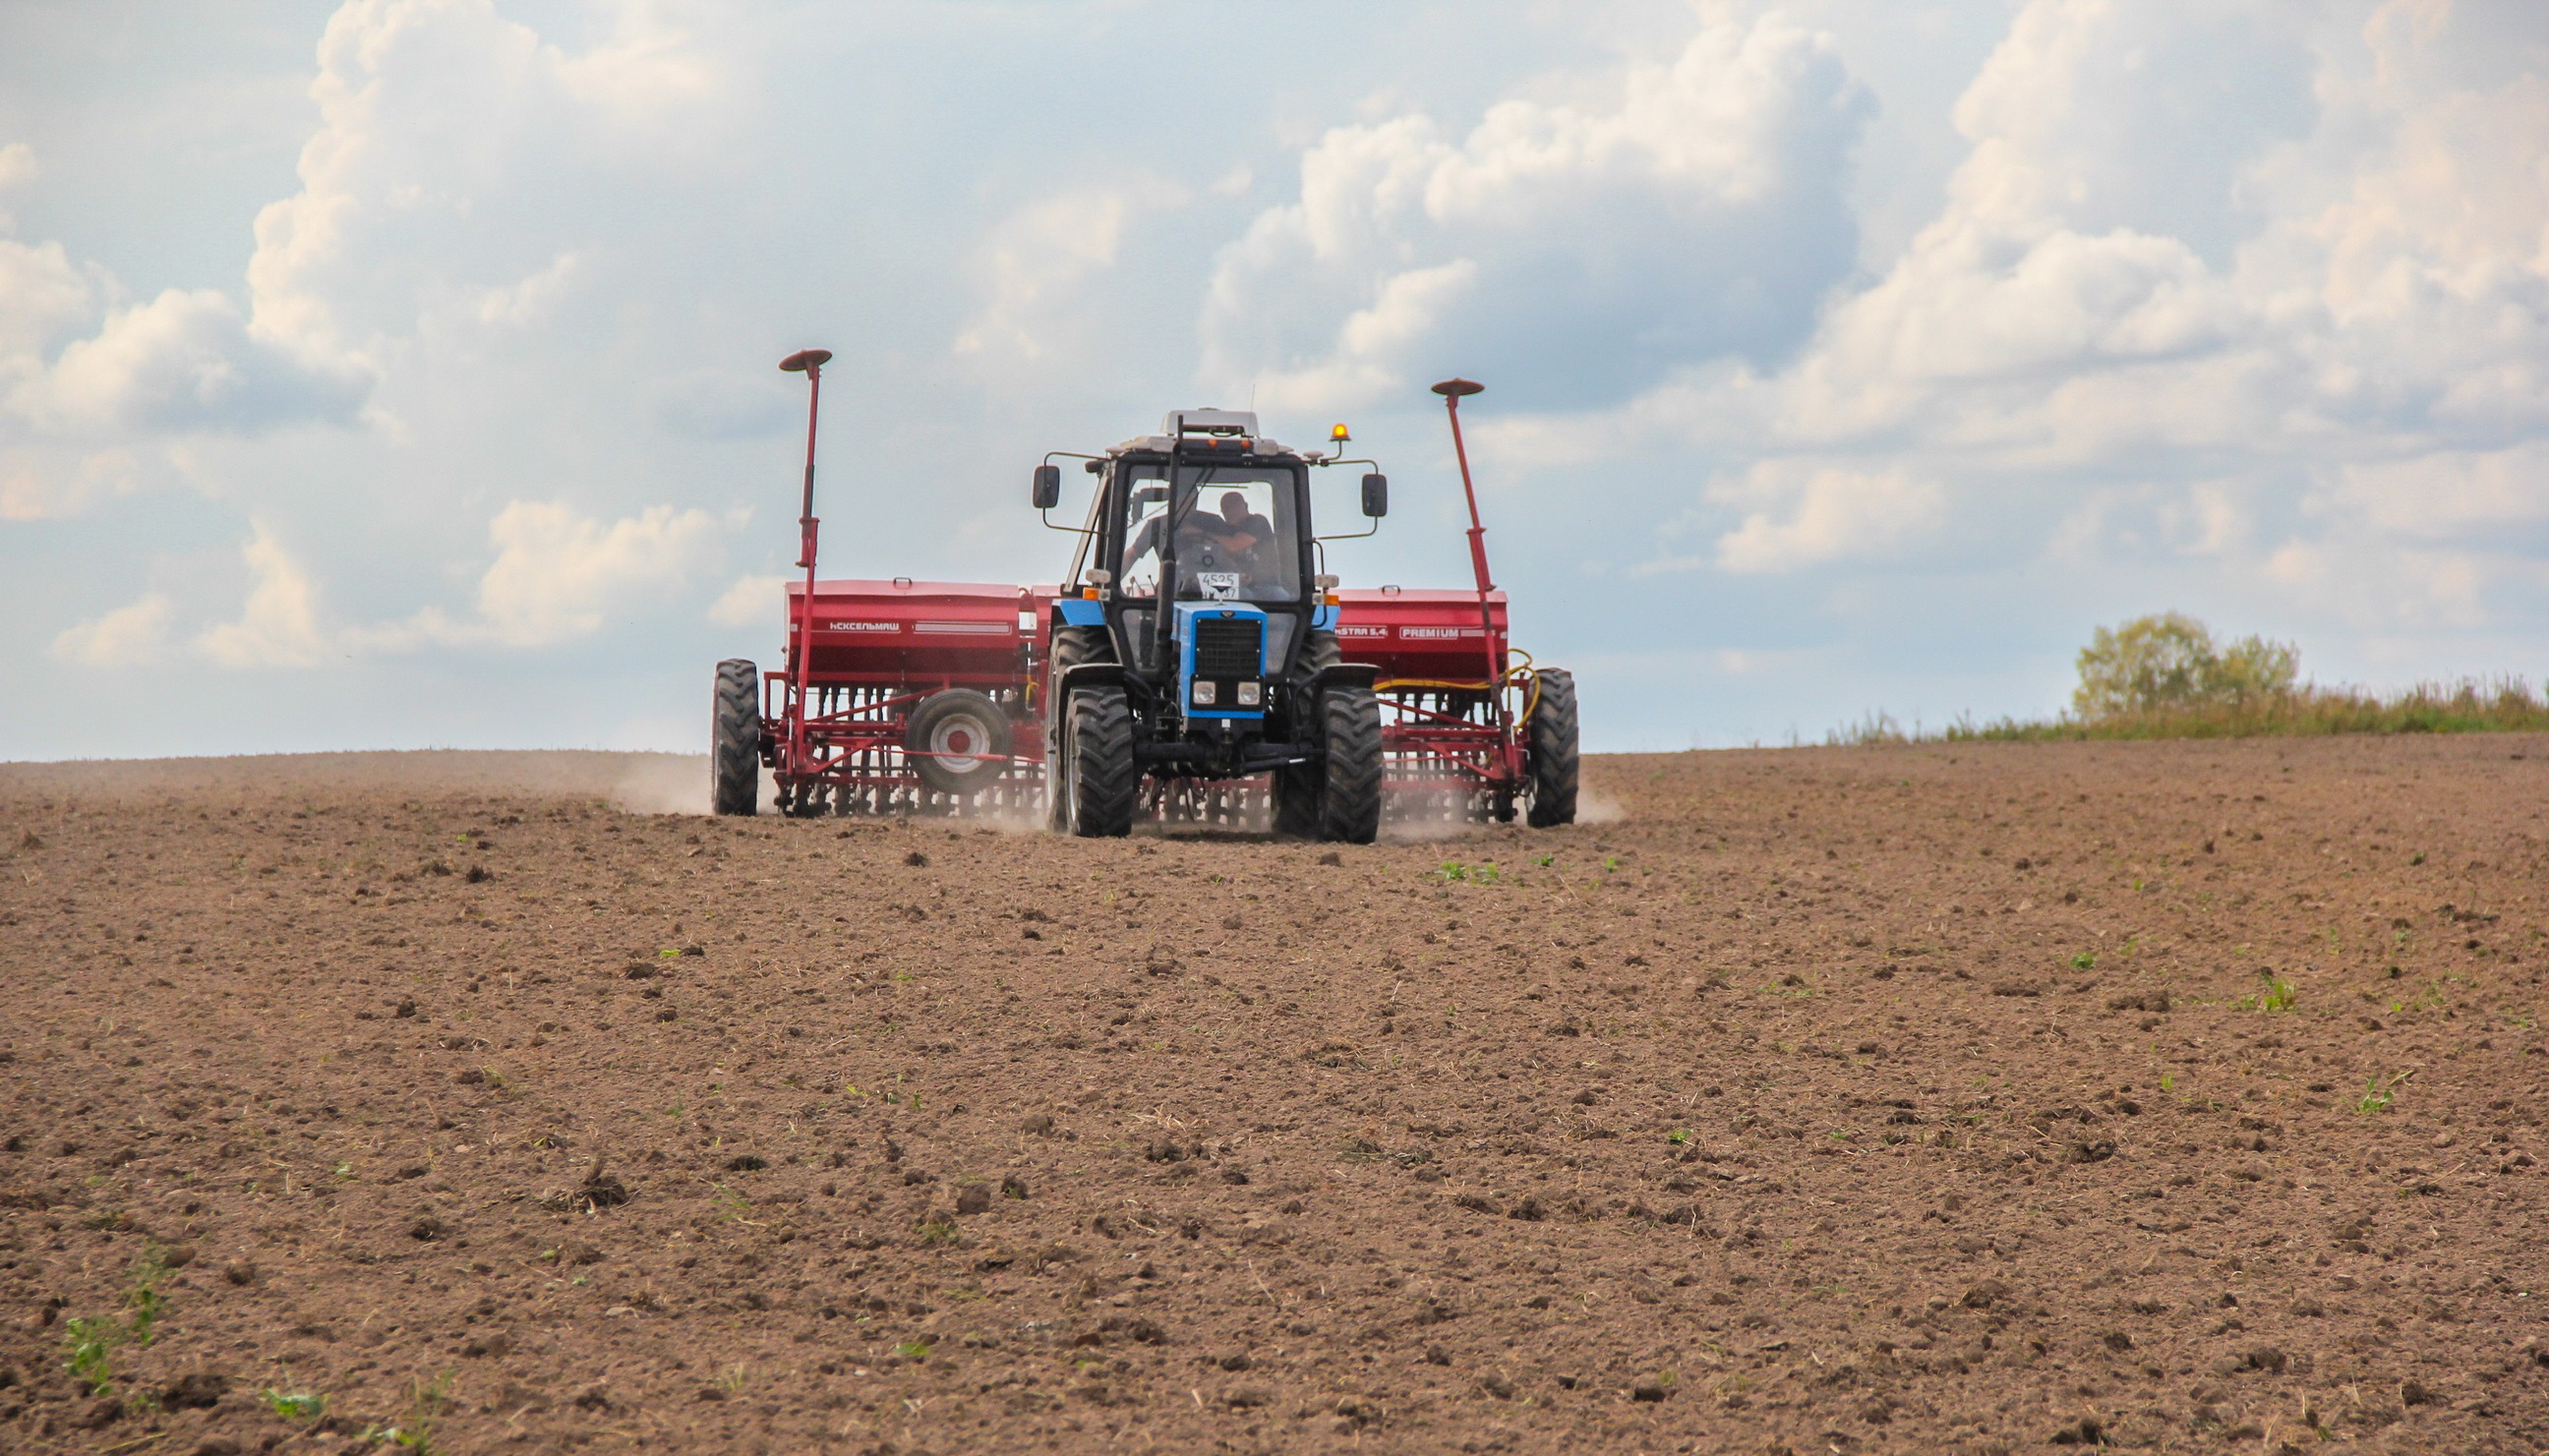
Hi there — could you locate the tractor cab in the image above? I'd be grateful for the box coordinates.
[1086,414,1318,707]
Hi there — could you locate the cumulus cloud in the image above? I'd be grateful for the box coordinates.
[1201,9,1870,413]
[10,286,369,437]
[151,502,732,668]
[472,500,726,646]
[0,136,369,517]
[197,523,333,668]
[244,0,730,368]
[1460,0,2549,633]
[708,571,789,628]
[51,594,175,667]
[957,184,1164,367]
[1705,462,1945,574]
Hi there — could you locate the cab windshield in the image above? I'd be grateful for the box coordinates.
[1117,464,1300,604]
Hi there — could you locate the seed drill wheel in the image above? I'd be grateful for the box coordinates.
[1524,668,1578,828]
[711,659,760,816]
[907,689,1012,797]
[1060,684,1138,838]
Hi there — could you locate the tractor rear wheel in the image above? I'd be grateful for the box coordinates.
[908,689,1012,797]
[712,659,760,817]
[1525,668,1578,828]
[1274,630,1343,837]
[1313,683,1383,844]
[1060,684,1138,838]
[1044,626,1113,831]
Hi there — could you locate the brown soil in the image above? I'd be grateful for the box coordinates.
[1,738,2544,1455]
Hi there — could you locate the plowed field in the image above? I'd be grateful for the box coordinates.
[2,739,2544,1455]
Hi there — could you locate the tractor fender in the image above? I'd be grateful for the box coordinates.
[1056,662,1130,697]
[1307,663,1383,692]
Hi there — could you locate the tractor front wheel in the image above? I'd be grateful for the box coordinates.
[1044,626,1110,831]
[711,659,760,817]
[1524,668,1578,828]
[1060,684,1139,838]
[1274,630,1343,837]
[1311,683,1382,844]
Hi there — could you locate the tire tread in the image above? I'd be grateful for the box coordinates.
[1525,668,1578,828]
[711,659,760,817]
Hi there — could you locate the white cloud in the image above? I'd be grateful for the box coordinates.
[1201,9,1870,412]
[1707,461,1945,573]
[954,179,1188,371]
[244,0,730,368]
[465,250,583,331]
[197,523,332,668]
[473,499,725,647]
[51,594,174,667]
[9,286,367,437]
[0,154,368,515]
[174,502,730,666]
[708,571,788,628]
[1489,0,2549,640]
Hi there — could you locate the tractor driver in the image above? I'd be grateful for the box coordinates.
[1183,491,1274,578]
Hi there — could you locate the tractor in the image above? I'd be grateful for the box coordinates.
[710,353,1577,838]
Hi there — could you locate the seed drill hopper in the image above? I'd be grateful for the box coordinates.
[712,353,1577,838]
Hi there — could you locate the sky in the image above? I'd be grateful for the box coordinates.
[4,0,2547,759]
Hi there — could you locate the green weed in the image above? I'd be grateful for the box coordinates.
[2237,970,2297,1013]
[1666,1130,1692,1145]
[63,1317,121,1396]
[894,1338,935,1360]
[2069,952,2097,970]
[61,1245,171,1394]
[361,1371,452,1453]
[260,1389,327,1420]
[914,1219,960,1247]
[1437,860,1502,884]
[2352,1073,2406,1116]
[2390,979,2452,1016]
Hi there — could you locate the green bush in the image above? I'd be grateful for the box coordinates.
[2072,612,2297,719]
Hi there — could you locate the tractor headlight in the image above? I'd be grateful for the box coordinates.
[1235,680,1262,707]
[1191,680,1217,706]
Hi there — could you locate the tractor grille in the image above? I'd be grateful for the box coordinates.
[1192,616,1263,679]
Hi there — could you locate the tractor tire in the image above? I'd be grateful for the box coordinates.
[1044,626,1113,831]
[1312,683,1383,844]
[1060,684,1139,838]
[711,659,760,817]
[1525,668,1579,828]
[1292,626,1340,679]
[1274,629,1343,837]
[907,689,1012,797]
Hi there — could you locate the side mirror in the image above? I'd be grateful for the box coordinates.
[1360,473,1388,518]
[1032,464,1061,510]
